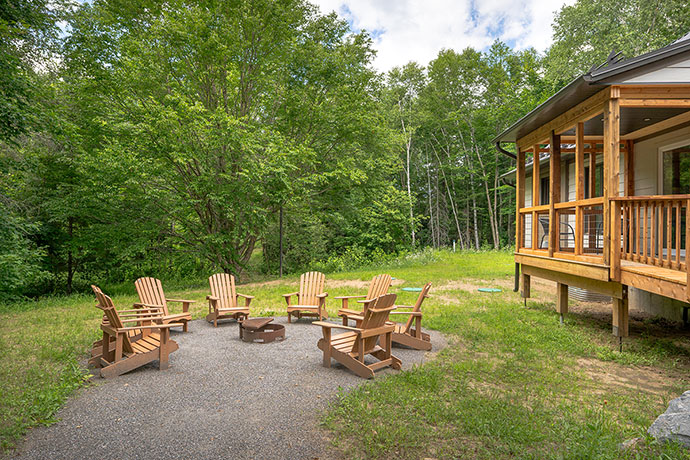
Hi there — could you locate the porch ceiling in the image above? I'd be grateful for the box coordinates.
[559,107,690,138]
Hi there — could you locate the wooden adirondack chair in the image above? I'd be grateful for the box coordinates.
[89,285,181,378]
[315,293,401,379]
[134,277,193,332]
[283,271,328,322]
[336,273,392,325]
[89,287,162,358]
[206,273,253,327]
[390,282,432,351]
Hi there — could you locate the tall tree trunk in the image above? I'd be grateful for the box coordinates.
[66,217,74,295]
[430,142,464,249]
[399,102,416,248]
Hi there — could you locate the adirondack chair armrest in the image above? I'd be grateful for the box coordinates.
[282,292,298,306]
[338,308,363,316]
[166,298,194,313]
[117,323,185,332]
[313,321,361,333]
[316,293,328,298]
[206,295,218,301]
[389,311,422,316]
[121,306,163,313]
[356,298,375,305]
[132,303,164,310]
[236,293,254,307]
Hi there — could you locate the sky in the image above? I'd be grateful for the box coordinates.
[311,0,576,72]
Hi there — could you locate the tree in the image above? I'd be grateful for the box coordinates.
[546,0,690,87]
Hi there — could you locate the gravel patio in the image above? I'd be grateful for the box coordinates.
[11,317,446,460]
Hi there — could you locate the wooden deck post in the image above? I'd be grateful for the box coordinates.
[624,140,634,196]
[548,132,561,257]
[603,88,621,270]
[612,286,629,351]
[575,123,585,255]
[516,148,525,249]
[686,199,690,301]
[521,272,531,305]
[557,282,568,324]
[532,145,540,249]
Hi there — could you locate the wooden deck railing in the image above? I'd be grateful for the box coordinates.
[518,197,604,258]
[611,196,690,272]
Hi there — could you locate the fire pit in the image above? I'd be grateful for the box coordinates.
[239,317,285,343]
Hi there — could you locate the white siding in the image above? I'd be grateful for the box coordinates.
[622,57,690,84]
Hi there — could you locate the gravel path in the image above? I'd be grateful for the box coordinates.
[12,317,446,460]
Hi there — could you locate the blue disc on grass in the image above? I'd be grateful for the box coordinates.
[401,287,423,292]
[477,288,501,293]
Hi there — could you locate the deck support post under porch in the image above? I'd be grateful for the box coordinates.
[521,273,531,306]
[612,286,629,351]
[557,283,568,324]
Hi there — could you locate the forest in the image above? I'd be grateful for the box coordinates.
[2,0,689,298]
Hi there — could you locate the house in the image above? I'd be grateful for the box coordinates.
[495,33,690,342]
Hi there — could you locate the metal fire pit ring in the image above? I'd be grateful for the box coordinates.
[239,317,286,343]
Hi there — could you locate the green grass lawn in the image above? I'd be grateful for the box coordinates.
[1,250,690,458]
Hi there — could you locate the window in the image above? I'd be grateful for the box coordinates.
[662,144,690,195]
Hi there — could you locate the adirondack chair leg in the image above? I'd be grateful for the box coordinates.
[321,329,331,367]
[159,329,170,370]
[414,316,422,338]
[287,312,292,323]
[334,349,375,379]
[114,334,123,362]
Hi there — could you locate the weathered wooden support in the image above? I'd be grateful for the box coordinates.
[575,123,585,255]
[612,286,629,351]
[603,90,620,268]
[557,282,568,324]
[521,272,531,305]
[624,140,634,196]
[548,131,561,257]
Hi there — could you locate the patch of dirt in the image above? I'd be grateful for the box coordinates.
[576,357,671,396]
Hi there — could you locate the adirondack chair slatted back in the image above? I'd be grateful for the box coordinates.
[365,274,392,301]
[353,293,396,355]
[91,285,134,354]
[403,282,432,333]
[209,273,238,309]
[135,277,169,315]
[299,271,325,306]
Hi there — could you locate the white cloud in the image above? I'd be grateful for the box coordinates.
[311,0,576,72]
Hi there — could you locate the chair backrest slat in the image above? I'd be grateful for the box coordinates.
[299,271,325,306]
[403,282,432,333]
[135,277,169,315]
[365,274,392,300]
[353,293,396,354]
[92,285,134,354]
[209,273,237,308]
